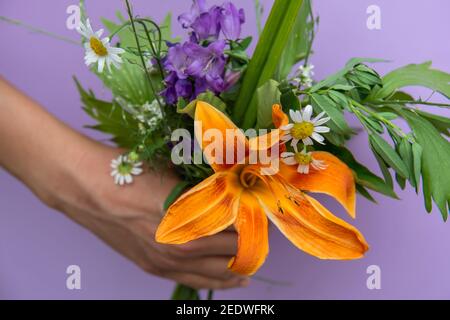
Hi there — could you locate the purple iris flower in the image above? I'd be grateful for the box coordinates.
[219,2,245,40]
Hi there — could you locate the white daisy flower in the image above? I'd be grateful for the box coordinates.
[110,154,143,186]
[77,19,125,73]
[281,146,327,174]
[281,105,331,146]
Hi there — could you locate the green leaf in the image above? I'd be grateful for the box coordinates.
[178,92,227,118]
[395,173,407,190]
[369,134,409,179]
[388,91,415,101]
[318,144,398,199]
[400,110,450,220]
[98,16,173,105]
[163,181,191,211]
[226,49,249,63]
[280,89,301,111]
[233,0,305,128]
[328,90,350,110]
[412,142,423,193]
[364,117,384,134]
[398,138,415,188]
[310,58,387,93]
[276,0,312,79]
[377,112,398,121]
[74,77,139,148]
[330,84,355,91]
[413,109,450,136]
[354,70,382,86]
[374,61,450,100]
[238,36,253,50]
[310,93,353,136]
[371,148,394,189]
[171,284,199,300]
[256,80,281,129]
[97,61,158,105]
[356,184,377,203]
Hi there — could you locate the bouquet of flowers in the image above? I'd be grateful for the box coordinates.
[72,0,449,299]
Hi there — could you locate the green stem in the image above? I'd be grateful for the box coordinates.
[348,101,372,133]
[135,20,165,80]
[370,100,450,108]
[303,0,315,67]
[207,289,214,300]
[353,100,407,137]
[0,16,79,45]
[108,18,165,81]
[254,0,263,35]
[123,0,169,131]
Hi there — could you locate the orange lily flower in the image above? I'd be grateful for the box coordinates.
[156,101,369,275]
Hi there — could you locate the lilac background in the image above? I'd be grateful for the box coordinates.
[1,0,449,299]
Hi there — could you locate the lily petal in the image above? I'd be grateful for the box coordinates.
[272,104,289,129]
[253,180,368,259]
[195,101,248,171]
[156,172,241,244]
[248,104,288,151]
[228,192,269,275]
[279,151,356,218]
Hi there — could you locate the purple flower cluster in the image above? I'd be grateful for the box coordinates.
[161,0,245,105]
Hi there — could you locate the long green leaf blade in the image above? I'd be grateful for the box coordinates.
[232,0,304,128]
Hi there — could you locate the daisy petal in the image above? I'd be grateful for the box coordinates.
[314,117,330,126]
[281,152,295,158]
[302,105,313,122]
[314,126,330,133]
[280,124,294,130]
[302,137,314,145]
[98,58,105,73]
[312,111,326,123]
[289,110,302,122]
[282,157,297,165]
[311,132,325,144]
[290,138,300,147]
[131,168,143,175]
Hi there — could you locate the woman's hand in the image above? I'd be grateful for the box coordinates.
[0,77,247,290]
[59,144,248,290]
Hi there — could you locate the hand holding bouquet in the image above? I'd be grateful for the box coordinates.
[71,0,449,299]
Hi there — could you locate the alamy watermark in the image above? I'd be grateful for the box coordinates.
[66,4,81,30]
[366,265,381,290]
[170,124,281,175]
[66,265,81,290]
[366,5,381,30]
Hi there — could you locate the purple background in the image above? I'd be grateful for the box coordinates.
[1,0,449,299]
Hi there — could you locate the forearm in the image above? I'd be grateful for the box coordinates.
[0,77,97,206]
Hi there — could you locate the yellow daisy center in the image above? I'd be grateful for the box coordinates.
[294,152,312,165]
[90,37,108,56]
[291,122,314,140]
[118,162,132,175]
